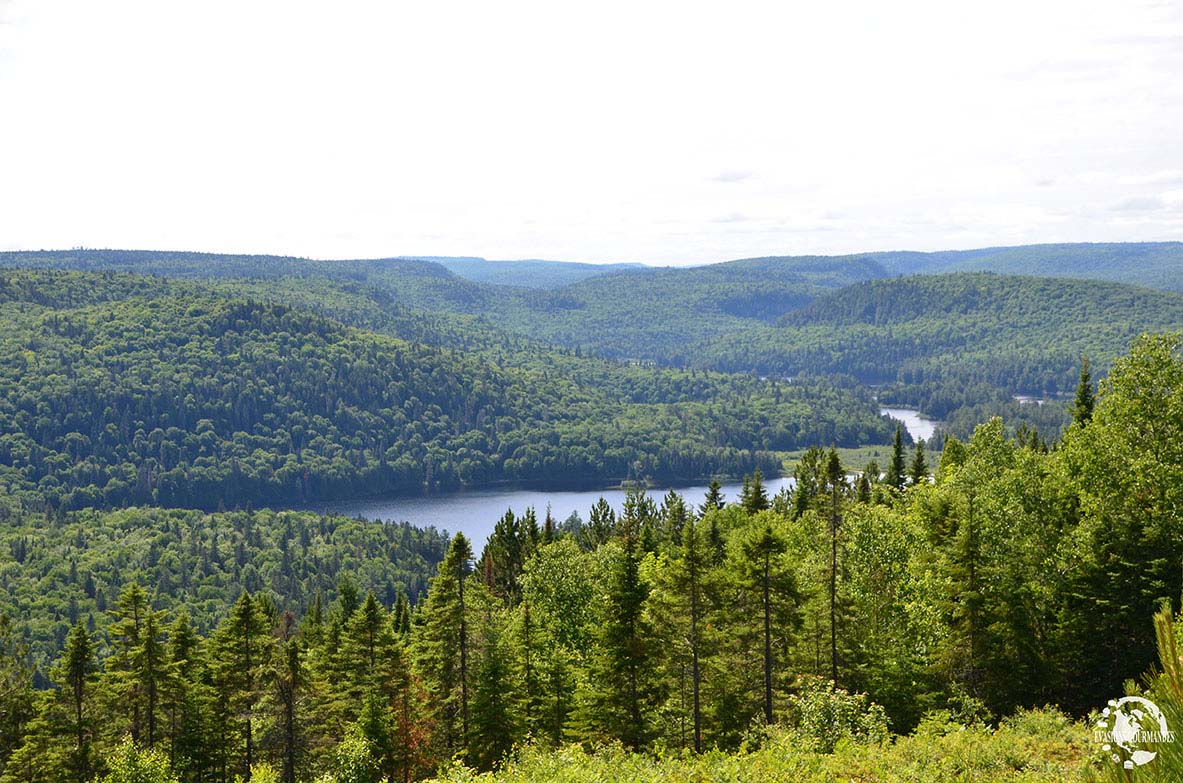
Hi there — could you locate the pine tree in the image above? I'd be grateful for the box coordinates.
[585,498,616,548]
[792,447,826,518]
[413,533,473,755]
[60,622,96,783]
[160,612,204,782]
[660,490,690,546]
[677,520,708,751]
[909,440,928,485]
[582,532,661,748]
[740,469,769,514]
[885,424,907,491]
[210,592,272,778]
[825,448,847,684]
[273,611,300,783]
[105,582,150,744]
[468,625,515,770]
[857,460,879,503]
[735,521,800,724]
[1072,355,1095,425]
[700,480,724,515]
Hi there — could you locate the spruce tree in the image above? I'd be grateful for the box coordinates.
[210,592,272,778]
[582,532,661,748]
[735,521,800,724]
[885,424,907,491]
[413,533,473,754]
[909,440,928,485]
[700,479,725,515]
[1072,355,1095,425]
[740,469,770,514]
[825,448,846,683]
[468,626,515,770]
[60,622,95,783]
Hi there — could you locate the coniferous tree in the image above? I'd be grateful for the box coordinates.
[60,622,96,783]
[210,592,272,779]
[468,625,515,770]
[1072,355,1095,426]
[857,460,879,503]
[885,424,907,491]
[585,498,616,549]
[909,440,928,486]
[413,533,473,755]
[700,480,724,515]
[660,490,690,546]
[104,582,150,744]
[582,531,661,748]
[734,521,800,724]
[825,448,847,684]
[272,611,300,783]
[740,469,769,514]
[674,520,709,751]
[792,447,826,518]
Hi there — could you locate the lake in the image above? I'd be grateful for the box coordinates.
[879,406,939,442]
[307,408,931,548]
[309,476,795,549]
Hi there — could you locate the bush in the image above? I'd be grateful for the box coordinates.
[783,676,889,752]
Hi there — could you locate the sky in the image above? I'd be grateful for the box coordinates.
[1,0,1181,265]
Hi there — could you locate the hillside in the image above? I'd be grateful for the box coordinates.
[871,242,1183,291]
[0,250,883,360]
[0,505,447,660]
[423,257,644,288]
[0,270,895,510]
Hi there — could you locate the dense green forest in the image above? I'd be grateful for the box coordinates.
[871,241,1183,292]
[4,248,1181,427]
[1,333,1180,782]
[0,270,901,511]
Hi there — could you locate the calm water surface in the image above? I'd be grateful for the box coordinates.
[879,406,939,442]
[310,477,794,548]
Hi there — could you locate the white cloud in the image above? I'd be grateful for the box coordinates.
[0,0,1180,263]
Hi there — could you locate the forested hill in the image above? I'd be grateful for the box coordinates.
[424,257,644,288]
[869,241,1183,292]
[0,270,894,511]
[685,272,1183,396]
[0,249,886,361]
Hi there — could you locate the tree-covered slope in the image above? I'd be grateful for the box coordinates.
[425,257,644,288]
[0,250,887,361]
[0,505,447,660]
[690,273,1183,396]
[0,271,895,511]
[872,242,1183,292]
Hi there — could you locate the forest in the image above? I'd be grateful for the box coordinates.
[4,248,1182,433]
[1,332,1181,782]
[0,270,897,511]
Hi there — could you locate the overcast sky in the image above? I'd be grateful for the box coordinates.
[1,1,1181,265]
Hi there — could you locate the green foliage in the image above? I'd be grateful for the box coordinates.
[97,738,180,783]
[0,271,903,511]
[427,706,1091,783]
[781,676,888,753]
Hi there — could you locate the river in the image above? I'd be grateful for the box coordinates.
[879,406,938,442]
[310,476,795,549]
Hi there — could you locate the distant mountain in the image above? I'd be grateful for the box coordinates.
[690,272,1183,395]
[866,242,1183,292]
[0,268,899,509]
[409,256,645,288]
